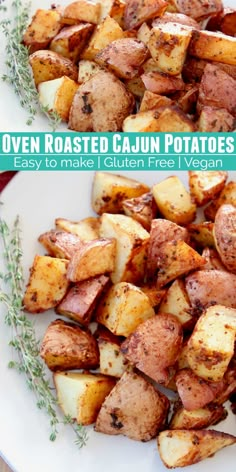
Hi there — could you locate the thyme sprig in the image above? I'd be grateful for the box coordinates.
[1,0,61,129]
[0,217,88,448]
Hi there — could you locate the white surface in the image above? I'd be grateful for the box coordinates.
[0,0,235,131]
[0,171,236,472]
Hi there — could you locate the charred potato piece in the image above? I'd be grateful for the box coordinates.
[158,429,236,468]
[95,38,149,79]
[23,8,62,53]
[96,282,155,337]
[68,70,134,132]
[56,274,110,326]
[185,269,236,311]
[188,171,228,207]
[99,213,150,284]
[187,304,236,382]
[95,371,170,441]
[54,371,116,425]
[121,313,183,385]
[92,171,149,215]
[38,76,79,121]
[152,176,196,224]
[38,229,83,258]
[67,238,116,282]
[40,319,99,371]
[23,255,69,313]
[213,204,236,273]
[148,22,192,76]
[124,0,168,30]
[29,50,78,88]
[169,403,228,430]
[204,181,236,221]
[122,191,157,231]
[50,23,94,62]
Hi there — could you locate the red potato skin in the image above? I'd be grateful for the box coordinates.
[121,313,183,385]
[124,0,168,30]
[175,368,225,410]
[141,71,185,94]
[213,204,236,273]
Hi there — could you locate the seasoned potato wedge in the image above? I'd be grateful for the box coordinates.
[99,213,149,284]
[62,0,101,25]
[40,319,99,371]
[23,8,62,53]
[29,50,78,88]
[152,176,196,224]
[50,23,94,62]
[175,368,224,410]
[68,70,134,132]
[152,11,200,29]
[204,181,236,221]
[187,304,236,381]
[38,229,82,259]
[78,59,103,83]
[95,371,170,441]
[56,274,110,326]
[197,106,235,132]
[54,371,116,425]
[55,216,100,241]
[156,240,206,288]
[169,403,227,430]
[91,171,149,215]
[122,191,157,231]
[95,38,149,79]
[23,255,69,313]
[123,106,196,132]
[141,71,185,94]
[158,429,236,468]
[159,279,193,329]
[38,76,79,121]
[187,222,215,249]
[213,204,236,273]
[81,15,124,61]
[169,0,223,21]
[148,22,192,76]
[139,91,172,112]
[98,330,127,378]
[201,247,226,271]
[189,29,236,66]
[67,238,116,282]
[121,313,183,385]
[185,269,236,311]
[147,219,189,280]
[189,171,228,207]
[96,282,155,337]
[124,0,167,30]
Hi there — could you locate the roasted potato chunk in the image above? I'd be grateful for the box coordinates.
[185,269,236,311]
[152,176,196,224]
[213,204,236,273]
[201,247,226,271]
[187,222,215,249]
[98,329,127,378]
[189,29,236,66]
[187,304,236,381]
[23,255,69,313]
[139,91,172,112]
[159,279,193,329]
[67,238,116,282]
[121,313,183,385]
[62,0,101,25]
[169,0,223,20]
[122,191,157,231]
[50,23,94,62]
[40,319,99,371]
[158,429,236,468]
[54,371,116,425]
[197,106,235,132]
[56,274,110,326]
[189,171,228,207]
[141,71,185,94]
[38,229,82,258]
[124,0,168,30]
[96,282,155,337]
[55,216,100,241]
[99,213,150,284]
[29,50,78,88]
[95,38,149,79]
[92,171,149,215]
[23,8,62,53]
[81,15,124,61]
[95,371,170,441]
[169,403,227,430]
[38,76,79,121]
[78,59,103,83]
[68,70,134,132]
[204,181,236,221]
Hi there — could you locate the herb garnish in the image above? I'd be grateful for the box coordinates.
[0,216,88,448]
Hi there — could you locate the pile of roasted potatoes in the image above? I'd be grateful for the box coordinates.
[23,0,236,132]
[23,171,236,468]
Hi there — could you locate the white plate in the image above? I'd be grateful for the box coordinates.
[0,170,236,472]
[0,0,235,131]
